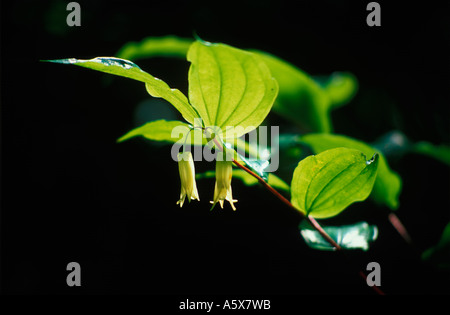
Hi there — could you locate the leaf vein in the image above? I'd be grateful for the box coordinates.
[308,161,358,211]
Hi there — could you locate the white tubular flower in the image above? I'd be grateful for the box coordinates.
[176,151,200,207]
[210,160,238,210]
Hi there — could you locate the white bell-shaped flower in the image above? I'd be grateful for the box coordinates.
[176,151,200,207]
[210,160,237,210]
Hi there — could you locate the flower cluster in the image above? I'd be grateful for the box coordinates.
[176,151,237,210]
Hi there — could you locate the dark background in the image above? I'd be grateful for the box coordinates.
[1,0,449,296]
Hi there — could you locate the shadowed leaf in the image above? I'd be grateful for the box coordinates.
[299,220,378,251]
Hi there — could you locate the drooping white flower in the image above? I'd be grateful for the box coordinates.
[210,160,237,210]
[176,151,200,207]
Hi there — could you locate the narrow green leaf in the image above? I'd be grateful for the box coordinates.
[187,41,278,138]
[196,169,290,193]
[232,169,290,192]
[45,57,198,124]
[195,171,216,180]
[291,147,379,219]
[117,119,205,145]
[266,173,291,192]
[300,133,402,210]
[299,220,378,251]
[115,35,193,61]
[413,141,450,166]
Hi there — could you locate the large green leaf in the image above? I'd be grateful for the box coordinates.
[115,36,358,133]
[45,57,198,124]
[299,220,378,251]
[187,41,278,138]
[291,147,379,219]
[117,119,206,145]
[300,133,402,210]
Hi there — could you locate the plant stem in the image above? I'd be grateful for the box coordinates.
[231,157,343,250]
[388,212,413,245]
[232,156,387,294]
[306,215,342,250]
[212,136,384,294]
[212,136,341,250]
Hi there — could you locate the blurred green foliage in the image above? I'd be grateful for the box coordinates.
[299,221,378,251]
[49,35,450,257]
[422,222,450,270]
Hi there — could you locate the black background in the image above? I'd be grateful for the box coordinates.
[1,0,449,297]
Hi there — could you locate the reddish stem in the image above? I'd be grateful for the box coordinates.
[358,271,386,296]
[307,215,342,250]
[212,136,385,295]
[388,213,413,245]
[231,157,343,250]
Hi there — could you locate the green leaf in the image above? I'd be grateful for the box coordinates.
[413,141,450,166]
[45,57,198,124]
[300,133,402,210]
[291,147,379,219]
[299,220,378,251]
[253,51,331,133]
[113,36,358,134]
[115,35,193,61]
[117,119,206,145]
[196,169,290,193]
[252,52,358,133]
[232,169,290,192]
[422,222,450,270]
[314,72,358,110]
[187,41,278,138]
